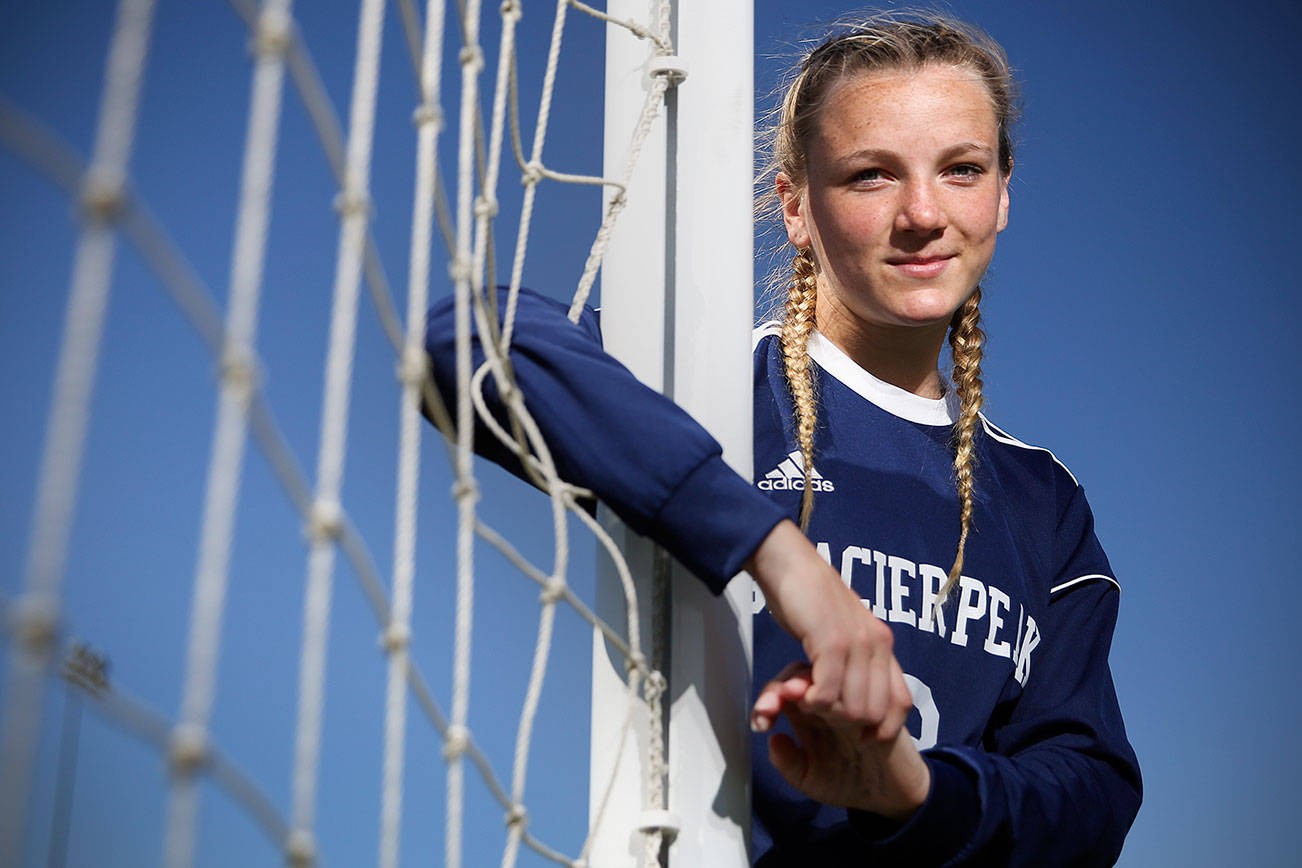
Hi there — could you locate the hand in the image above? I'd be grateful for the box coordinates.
[743,519,929,819]
[744,520,899,727]
[753,662,930,819]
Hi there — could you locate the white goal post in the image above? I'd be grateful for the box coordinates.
[592,1,755,865]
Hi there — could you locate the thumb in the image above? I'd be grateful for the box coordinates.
[768,732,809,791]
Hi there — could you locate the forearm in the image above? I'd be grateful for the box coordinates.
[848,582,1141,865]
[424,286,786,589]
[848,741,1139,867]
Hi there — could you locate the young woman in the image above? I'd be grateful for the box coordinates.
[427,11,1140,865]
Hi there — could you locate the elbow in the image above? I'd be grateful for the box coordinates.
[1099,766,1142,865]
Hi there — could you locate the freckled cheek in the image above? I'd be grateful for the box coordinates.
[818,208,891,254]
[809,187,887,230]
[958,197,1004,242]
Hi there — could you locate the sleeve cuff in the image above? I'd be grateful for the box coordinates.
[649,454,788,594]
[846,751,980,864]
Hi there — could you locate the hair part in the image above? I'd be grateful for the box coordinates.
[767,10,1011,602]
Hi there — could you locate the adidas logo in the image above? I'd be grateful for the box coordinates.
[757,450,835,492]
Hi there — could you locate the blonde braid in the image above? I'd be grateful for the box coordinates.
[943,287,986,601]
[781,248,819,531]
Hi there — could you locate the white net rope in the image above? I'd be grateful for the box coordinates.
[0,0,684,865]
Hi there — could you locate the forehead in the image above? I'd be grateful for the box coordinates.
[811,64,998,156]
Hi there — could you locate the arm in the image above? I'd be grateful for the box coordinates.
[917,483,1142,865]
[424,286,787,590]
[847,577,1141,867]
[748,520,930,819]
[426,288,907,736]
[759,485,1141,866]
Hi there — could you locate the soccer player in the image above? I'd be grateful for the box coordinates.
[427,11,1140,864]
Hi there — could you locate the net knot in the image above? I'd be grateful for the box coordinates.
[521,161,545,186]
[539,577,566,605]
[379,622,411,653]
[474,195,499,218]
[333,188,371,218]
[637,808,681,842]
[497,380,520,404]
[500,0,523,21]
[625,651,647,675]
[648,55,688,85]
[443,724,470,761]
[79,168,127,223]
[459,45,484,71]
[411,103,444,130]
[168,723,209,776]
[306,499,343,542]
[62,642,110,696]
[219,343,260,392]
[448,257,473,283]
[451,478,480,504]
[251,6,292,58]
[285,828,316,868]
[396,347,428,387]
[10,593,59,655]
[504,803,529,831]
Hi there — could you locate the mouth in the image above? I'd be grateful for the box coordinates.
[887,254,955,279]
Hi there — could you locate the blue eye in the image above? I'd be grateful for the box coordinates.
[949,163,984,178]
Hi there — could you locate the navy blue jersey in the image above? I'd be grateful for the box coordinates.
[426,288,1141,866]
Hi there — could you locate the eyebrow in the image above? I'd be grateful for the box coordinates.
[832,141,996,167]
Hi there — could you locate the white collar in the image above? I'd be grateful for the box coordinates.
[807,329,959,427]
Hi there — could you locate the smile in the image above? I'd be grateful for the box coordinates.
[887,255,955,279]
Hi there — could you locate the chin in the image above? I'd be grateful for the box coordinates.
[891,294,966,327]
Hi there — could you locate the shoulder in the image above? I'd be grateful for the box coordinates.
[978,414,1081,489]
[978,414,1120,595]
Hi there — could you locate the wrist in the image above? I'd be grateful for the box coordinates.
[745,518,832,596]
[852,735,931,820]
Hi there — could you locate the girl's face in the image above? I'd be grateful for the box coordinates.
[780,64,1010,337]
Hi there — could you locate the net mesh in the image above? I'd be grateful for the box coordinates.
[0,0,684,865]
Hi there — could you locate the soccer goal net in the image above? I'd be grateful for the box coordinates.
[0,0,753,866]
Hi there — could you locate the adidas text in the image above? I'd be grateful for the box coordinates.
[757,476,835,492]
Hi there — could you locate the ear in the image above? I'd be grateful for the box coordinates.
[996,165,1011,233]
[777,172,811,249]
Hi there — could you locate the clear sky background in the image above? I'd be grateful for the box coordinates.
[1,1,1299,866]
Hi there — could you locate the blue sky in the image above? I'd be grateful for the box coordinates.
[2,1,1300,866]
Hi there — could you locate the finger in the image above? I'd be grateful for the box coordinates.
[865,646,894,734]
[880,656,914,740]
[751,685,781,733]
[865,655,911,742]
[751,663,814,732]
[836,635,876,722]
[802,641,846,713]
[770,660,813,687]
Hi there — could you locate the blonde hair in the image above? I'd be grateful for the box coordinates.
[764,10,1016,600]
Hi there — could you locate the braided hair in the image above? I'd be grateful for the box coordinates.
[764,11,1016,600]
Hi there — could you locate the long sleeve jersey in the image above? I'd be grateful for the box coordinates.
[425,287,1142,866]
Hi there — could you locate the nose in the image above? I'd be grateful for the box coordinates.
[894,180,947,234]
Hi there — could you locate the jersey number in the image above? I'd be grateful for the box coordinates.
[903,674,939,750]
